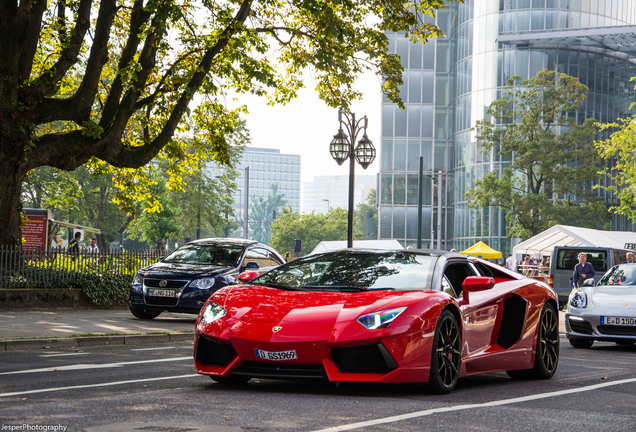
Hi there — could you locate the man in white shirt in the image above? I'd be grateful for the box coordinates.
[87,238,99,254]
[506,254,518,272]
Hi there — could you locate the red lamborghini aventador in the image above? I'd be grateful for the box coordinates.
[193,249,559,393]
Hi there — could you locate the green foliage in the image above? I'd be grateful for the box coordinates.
[271,207,354,255]
[354,189,377,239]
[53,274,129,309]
[467,70,609,239]
[250,184,288,244]
[596,101,636,221]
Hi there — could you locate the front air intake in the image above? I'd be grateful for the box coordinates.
[195,336,237,367]
[331,343,398,374]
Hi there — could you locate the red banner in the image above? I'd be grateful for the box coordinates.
[22,215,48,250]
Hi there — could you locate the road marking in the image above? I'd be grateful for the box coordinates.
[40,353,91,357]
[0,374,200,398]
[131,346,177,351]
[0,356,191,375]
[311,377,636,432]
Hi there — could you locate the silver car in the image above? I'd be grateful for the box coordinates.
[565,263,636,348]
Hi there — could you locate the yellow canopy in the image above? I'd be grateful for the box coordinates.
[459,241,502,259]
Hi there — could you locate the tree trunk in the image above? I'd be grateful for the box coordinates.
[0,156,27,246]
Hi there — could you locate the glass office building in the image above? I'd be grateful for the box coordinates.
[379,0,636,253]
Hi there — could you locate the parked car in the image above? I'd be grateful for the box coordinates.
[565,263,636,348]
[128,238,285,319]
[194,249,559,394]
[549,246,632,308]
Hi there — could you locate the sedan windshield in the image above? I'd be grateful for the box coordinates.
[163,244,244,266]
[598,264,636,286]
[254,251,437,291]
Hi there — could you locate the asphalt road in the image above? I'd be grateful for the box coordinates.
[1,333,636,432]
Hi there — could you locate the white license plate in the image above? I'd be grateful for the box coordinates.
[254,348,298,361]
[146,289,178,297]
[602,316,636,326]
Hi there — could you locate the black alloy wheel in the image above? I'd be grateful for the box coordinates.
[429,309,461,394]
[508,302,559,379]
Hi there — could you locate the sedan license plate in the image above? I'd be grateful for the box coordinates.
[254,348,297,361]
[602,316,636,326]
[146,289,178,297]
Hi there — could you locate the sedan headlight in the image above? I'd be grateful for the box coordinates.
[189,277,216,290]
[569,290,588,308]
[132,272,143,285]
[200,301,226,324]
[357,307,408,330]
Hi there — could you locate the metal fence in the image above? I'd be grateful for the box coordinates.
[0,245,167,288]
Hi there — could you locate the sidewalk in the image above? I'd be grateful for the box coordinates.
[0,308,197,351]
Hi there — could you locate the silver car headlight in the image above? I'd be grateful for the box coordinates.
[189,277,216,289]
[357,307,408,329]
[569,290,588,309]
[200,301,226,324]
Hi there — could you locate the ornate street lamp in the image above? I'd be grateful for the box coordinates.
[329,109,376,248]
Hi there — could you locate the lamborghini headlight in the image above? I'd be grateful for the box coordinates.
[357,307,408,330]
[569,290,588,309]
[200,301,226,324]
[189,277,216,290]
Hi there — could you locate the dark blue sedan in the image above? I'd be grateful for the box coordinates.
[128,238,285,319]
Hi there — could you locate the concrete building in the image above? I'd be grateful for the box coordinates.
[379,1,636,252]
[233,147,301,230]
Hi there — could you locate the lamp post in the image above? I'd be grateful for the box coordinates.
[329,109,376,248]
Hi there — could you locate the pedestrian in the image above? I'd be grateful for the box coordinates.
[284,251,291,262]
[87,238,99,255]
[626,252,635,264]
[68,231,81,260]
[506,254,518,272]
[573,252,595,287]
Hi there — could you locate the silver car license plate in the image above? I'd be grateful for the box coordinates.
[602,316,636,326]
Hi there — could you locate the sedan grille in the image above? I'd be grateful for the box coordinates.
[144,296,179,306]
[331,343,398,374]
[568,318,593,334]
[195,337,237,367]
[143,278,189,288]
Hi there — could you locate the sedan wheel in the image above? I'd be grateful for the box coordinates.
[429,310,461,394]
[128,305,161,320]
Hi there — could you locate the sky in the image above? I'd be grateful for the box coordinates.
[237,72,383,183]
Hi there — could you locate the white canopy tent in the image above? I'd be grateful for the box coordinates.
[310,239,403,255]
[512,224,636,258]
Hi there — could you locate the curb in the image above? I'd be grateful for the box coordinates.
[1,332,194,352]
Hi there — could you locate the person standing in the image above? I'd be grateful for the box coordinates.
[506,254,517,272]
[573,252,595,287]
[87,238,99,254]
[68,231,81,260]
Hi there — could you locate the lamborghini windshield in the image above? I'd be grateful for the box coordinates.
[254,250,436,291]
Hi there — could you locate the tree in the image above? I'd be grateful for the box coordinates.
[467,70,610,239]
[270,207,351,255]
[596,112,636,222]
[249,184,287,244]
[355,189,377,239]
[1,0,450,246]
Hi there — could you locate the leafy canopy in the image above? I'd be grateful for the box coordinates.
[467,70,609,239]
[1,0,452,245]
